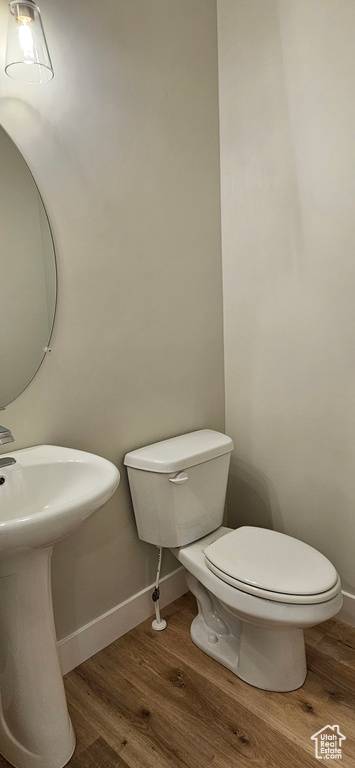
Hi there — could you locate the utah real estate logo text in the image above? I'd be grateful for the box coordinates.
[311,725,346,760]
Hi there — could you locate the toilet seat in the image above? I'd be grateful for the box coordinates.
[204,526,340,605]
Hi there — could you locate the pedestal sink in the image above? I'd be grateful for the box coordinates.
[0,445,120,768]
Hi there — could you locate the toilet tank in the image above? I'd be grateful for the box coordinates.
[124,430,234,548]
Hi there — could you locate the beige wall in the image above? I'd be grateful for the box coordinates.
[218,0,355,597]
[0,0,224,639]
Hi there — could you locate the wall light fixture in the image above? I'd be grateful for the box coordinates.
[5,0,53,83]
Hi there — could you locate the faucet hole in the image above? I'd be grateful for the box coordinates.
[0,477,5,485]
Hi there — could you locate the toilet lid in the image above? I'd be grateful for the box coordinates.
[204,527,338,597]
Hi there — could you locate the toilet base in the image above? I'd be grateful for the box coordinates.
[187,573,307,692]
[236,622,307,691]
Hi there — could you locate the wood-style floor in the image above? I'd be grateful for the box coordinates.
[2,591,355,768]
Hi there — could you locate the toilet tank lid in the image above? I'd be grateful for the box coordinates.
[124,430,234,473]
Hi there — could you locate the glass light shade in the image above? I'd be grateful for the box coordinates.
[5,1,53,83]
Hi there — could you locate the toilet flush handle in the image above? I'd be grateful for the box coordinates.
[169,471,188,484]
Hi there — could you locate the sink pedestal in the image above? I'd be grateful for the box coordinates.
[0,547,76,768]
[0,443,120,767]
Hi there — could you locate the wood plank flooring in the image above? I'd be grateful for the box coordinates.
[2,592,355,767]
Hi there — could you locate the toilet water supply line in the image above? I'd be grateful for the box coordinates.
[152,547,167,631]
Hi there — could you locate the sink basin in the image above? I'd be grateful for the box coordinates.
[0,444,120,551]
[0,445,120,768]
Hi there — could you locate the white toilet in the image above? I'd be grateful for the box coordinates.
[124,429,343,692]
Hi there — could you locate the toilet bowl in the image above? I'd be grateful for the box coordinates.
[173,526,342,691]
[124,430,343,692]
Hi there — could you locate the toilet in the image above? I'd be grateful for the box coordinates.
[124,429,343,692]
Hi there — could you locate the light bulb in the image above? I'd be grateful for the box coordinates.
[14,3,35,24]
[5,1,54,83]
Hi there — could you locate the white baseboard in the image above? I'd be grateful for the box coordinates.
[337,590,355,628]
[58,574,354,674]
[58,566,188,674]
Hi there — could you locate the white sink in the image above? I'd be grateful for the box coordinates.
[0,444,120,551]
[0,445,120,768]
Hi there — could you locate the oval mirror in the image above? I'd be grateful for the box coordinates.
[0,126,56,408]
